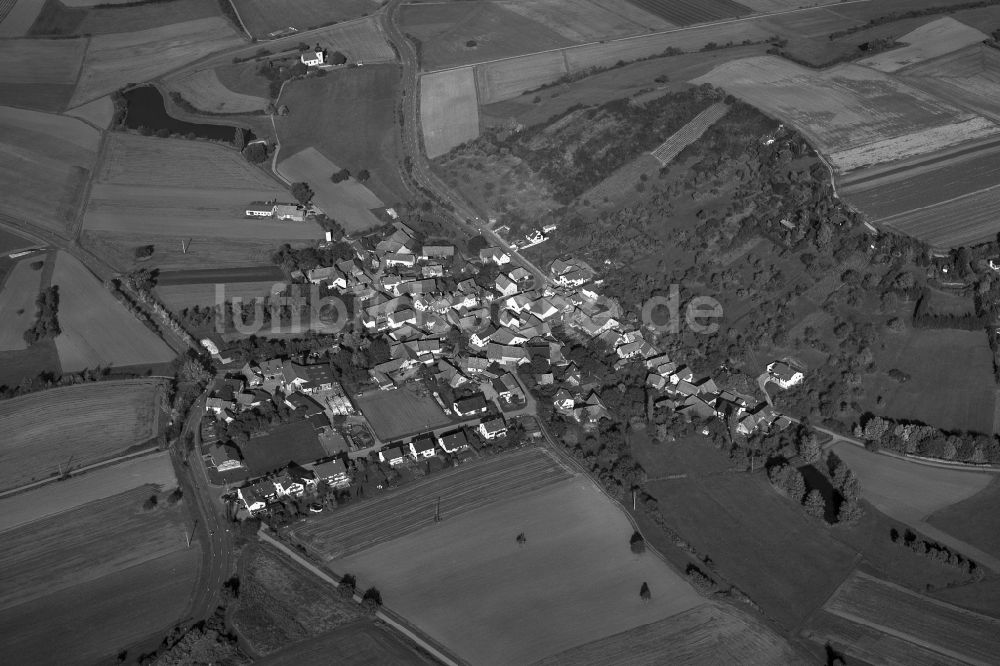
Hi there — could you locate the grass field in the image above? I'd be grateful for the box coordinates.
[0,0,44,37]
[0,38,85,110]
[242,420,326,475]
[643,472,857,631]
[306,16,395,64]
[277,148,384,234]
[82,229,298,271]
[0,451,176,532]
[214,60,273,100]
[927,477,1000,561]
[70,17,244,107]
[0,338,61,391]
[0,105,98,234]
[155,281,281,311]
[64,94,113,128]
[859,17,988,73]
[0,378,166,490]
[163,68,268,114]
[28,0,220,36]
[354,385,452,441]
[233,0,378,39]
[259,619,435,666]
[823,570,1000,664]
[0,227,36,254]
[292,447,571,559]
[536,602,797,665]
[421,66,480,157]
[275,65,407,205]
[695,56,1000,171]
[0,256,45,351]
[51,252,177,371]
[333,473,705,665]
[863,328,997,432]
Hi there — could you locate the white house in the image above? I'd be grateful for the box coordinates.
[380,445,408,466]
[480,247,511,265]
[246,202,275,217]
[410,437,437,459]
[478,418,507,440]
[767,361,804,389]
[495,274,518,297]
[301,47,327,66]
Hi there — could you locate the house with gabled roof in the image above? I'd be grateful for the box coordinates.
[495,274,518,297]
[380,444,409,466]
[410,435,437,459]
[438,429,470,453]
[420,245,455,260]
[478,417,507,440]
[479,247,511,264]
[453,393,489,416]
[767,361,804,389]
[310,458,349,487]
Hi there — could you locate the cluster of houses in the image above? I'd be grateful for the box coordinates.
[237,459,350,514]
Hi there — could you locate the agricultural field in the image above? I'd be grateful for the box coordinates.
[536,603,798,666]
[0,256,46,351]
[275,65,407,205]
[214,60,273,100]
[869,187,1000,248]
[858,17,987,73]
[64,95,114,129]
[51,252,177,371]
[863,328,998,433]
[83,230,299,271]
[260,619,436,666]
[292,447,570,559]
[822,570,1000,664]
[650,101,728,165]
[421,66,480,158]
[739,0,827,9]
[0,0,44,37]
[0,378,166,490]
[155,281,281,311]
[277,148,384,234]
[28,0,220,36]
[0,105,98,234]
[241,420,326,476]
[0,227,37,255]
[331,473,706,665]
[232,0,379,39]
[0,451,177,532]
[901,45,1000,123]
[623,0,750,25]
[70,17,244,107]
[0,38,85,110]
[696,56,1000,172]
[497,0,672,41]
[643,471,858,631]
[304,17,395,64]
[233,543,362,655]
[354,385,452,441]
[163,68,268,114]
[928,478,1000,561]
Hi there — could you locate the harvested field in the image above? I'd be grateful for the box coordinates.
[156,281,282,311]
[695,55,999,171]
[293,447,570,559]
[51,252,177,371]
[233,0,378,39]
[475,51,567,105]
[259,619,435,666]
[497,0,671,42]
[900,45,1000,122]
[859,17,988,73]
[306,17,395,65]
[274,65,407,204]
[536,602,797,666]
[233,544,362,655]
[354,385,451,441]
[332,474,704,665]
[421,66,480,157]
[0,256,45,352]
[0,484,190,610]
[0,0,44,37]
[928,477,1000,560]
[651,101,728,164]
[70,17,244,107]
[64,95,113,128]
[824,570,1000,665]
[0,379,166,490]
[401,1,572,71]
[242,420,326,475]
[865,184,1000,248]
[0,547,198,666]
[277,148,384,234]
[864,328,997,433]
[29,0,219,36]
[0,105,98,234]
[163,68,268,114]
[0,451,176,533]
[625,0,750,26]
[643,472,857,631]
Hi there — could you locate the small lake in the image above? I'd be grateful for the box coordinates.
[122,85,250,142]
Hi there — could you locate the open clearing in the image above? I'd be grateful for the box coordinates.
[0,105,98,233]
[292,447,571,559]
[51,252,177,371]
[822,570,1000,665]
[536,602,797,666]
[0,37,85,110]
[864,328,997,432]
[928,477,1000,561]
[421,66,479,157]
[233,0,379,39]
[0,546,198,666]
[0,451,176,532]
[0,0,44,37]
[333,474,705,665]
[277,148,384,234]
[275,66,407,205]
[859,17,988,73]
[0,256,45,351]
[354,385,452,441]
[644,472,857,631]
[0,378,165,490]
[70,17,243,107]
[694,55,1000,171]
[164,68,268,114]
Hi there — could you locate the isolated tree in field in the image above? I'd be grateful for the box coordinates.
[516,532,526,547]
[639,582,651,602]
[361,587,382,615]
[804,489,826,519]
[291,182,314,205]
[356,169,370,182]
[338,573,357,600]
[330,168,350,183]
[629,530,646,554]
[143,494,158,510]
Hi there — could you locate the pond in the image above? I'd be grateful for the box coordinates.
[122,85,251,143]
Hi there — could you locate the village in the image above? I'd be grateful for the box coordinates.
[199,220,801,518]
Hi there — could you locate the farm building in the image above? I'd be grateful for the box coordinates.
[301,46,327,67]
[244,202,306,221]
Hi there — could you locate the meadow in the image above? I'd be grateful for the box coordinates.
[928,477,1000,567]
[241,420,326,475]
[292,447,571,559]
[155,281,281,311]
[260,619,435,666]
[51,252,177,371]
[858,17,987,73]
[232,0,378,39]
[305,17,395,64]
[0,256,45,351]
[0,105,99,234]
[354,386,452,440]
[901,44,1000,123]
[0,38,85,110]
[64,95,114,129]
[420,67,480,158]
[163,68,268,114]
[333,475,706,665]
[28,0,220,36]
